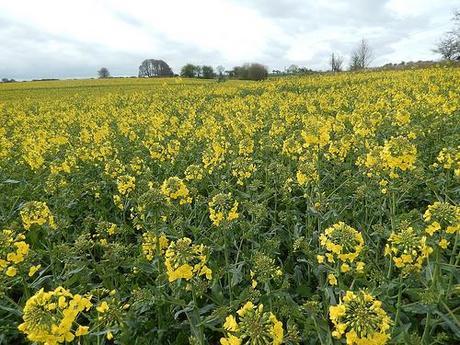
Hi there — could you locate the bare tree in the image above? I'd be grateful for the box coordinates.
[434,35,460,60]
[330,53,344,72]
[286,64,299,74]
[349,54,360,71]
[97,67,110,78]
[138,59,174,77]
[349,39,374,70]
[216,65,225,81]
[434,10,460,60]
[216,65,225,75]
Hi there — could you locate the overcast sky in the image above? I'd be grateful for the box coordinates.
[0,0,458,80]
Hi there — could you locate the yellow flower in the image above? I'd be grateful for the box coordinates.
[386,226,432,275]
[223,315,239,332]
[237,301,254,316]
[270,313,284,345]
[185,164,204,181]
[329,304,346,320]
[167,263,193,282]
[142,233,169,261]
[20,201,57,230]
[116,175,135,195]
[75,325,89,336]
[28,264,41,277]
[220,335,241,345]
[97,301,109,313]
[318,222,364,271]
[6,266,17,277]
[425,221,441,236]
[328,273,337,286]
[340,263,350,273]
[439,238,449,249]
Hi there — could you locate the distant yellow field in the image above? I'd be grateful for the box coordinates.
[1,68,459,344]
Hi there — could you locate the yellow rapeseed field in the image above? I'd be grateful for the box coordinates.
[0,68,459,344]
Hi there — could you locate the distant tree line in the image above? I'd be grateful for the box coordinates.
[95,60,268,81]
[229,63,268,80]
[179,63,269,81]
[1,78,16,83]
[180,64,215,78]
[271,65,316,76]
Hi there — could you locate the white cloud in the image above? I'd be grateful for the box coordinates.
[385,0,457,18]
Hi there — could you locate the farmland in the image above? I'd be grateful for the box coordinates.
[0,68,459,344]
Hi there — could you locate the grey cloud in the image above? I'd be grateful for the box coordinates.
[0,1,456,79]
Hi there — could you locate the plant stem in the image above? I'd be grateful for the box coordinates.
[446,231,459,295]
[189,285,204,345]
[224,232,232,303]
[393,274,403,332]
[421,312,431,344]
[422,247,441,344]
[311,316,326,345]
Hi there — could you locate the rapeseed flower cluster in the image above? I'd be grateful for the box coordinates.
[424,201,460,249]
[142,232,169,261]
[385,226,433,275]
[436,146,460,177]
[18,287,92,344]
[317,222,365,280]
[0,229,29,277]
[220,302,284,345]
[117,175,136,195]
[363,136,417,179]
[20,201,57,230]
[329,290,392,345]
[231,157,256,185]
[161,176,192,205]
[209,193,239,226]
[185,164,204,181]
[164,237,212,282]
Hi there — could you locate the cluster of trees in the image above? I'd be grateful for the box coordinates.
[180,63,268,81]
[138,59,174,77]
[434,10,460,60]
[96,61,268,81]
[97,59,175,79]
[180,64,215,79]
[229,63,268,80]
[272,65,316,75]
[1,78,16,83]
